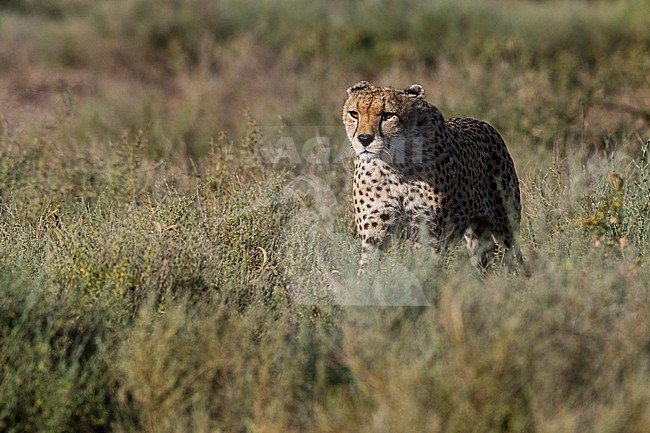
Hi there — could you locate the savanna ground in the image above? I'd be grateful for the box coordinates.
[1,1,649,432]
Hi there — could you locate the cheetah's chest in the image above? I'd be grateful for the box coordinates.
[354,161,399,207]
[353,160,444,226]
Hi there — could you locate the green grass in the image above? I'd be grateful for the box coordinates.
[1,0,649,432]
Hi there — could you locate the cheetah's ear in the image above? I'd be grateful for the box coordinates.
[347,81,371,95]
[404,84,424,98]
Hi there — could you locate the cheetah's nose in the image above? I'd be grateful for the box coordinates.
[357,134,374,147]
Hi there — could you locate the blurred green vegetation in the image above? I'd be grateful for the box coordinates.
[1,0,648,156]
[1,0,649,432]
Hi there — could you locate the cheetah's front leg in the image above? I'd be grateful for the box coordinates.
[356,211,395,274]
[357,231,387,275]
[358,243,372,273]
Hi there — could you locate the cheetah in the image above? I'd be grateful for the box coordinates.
[342,81,527,275]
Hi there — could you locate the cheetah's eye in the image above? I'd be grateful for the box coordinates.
[348,111,359,120]
[381,112,397,121]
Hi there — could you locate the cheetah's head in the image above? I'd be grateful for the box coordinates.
[342,81,426,163]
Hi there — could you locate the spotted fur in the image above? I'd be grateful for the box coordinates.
[342,81,526,274]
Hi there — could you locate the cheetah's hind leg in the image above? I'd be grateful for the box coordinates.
[464,218,497,274]
[504,238,531,277]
